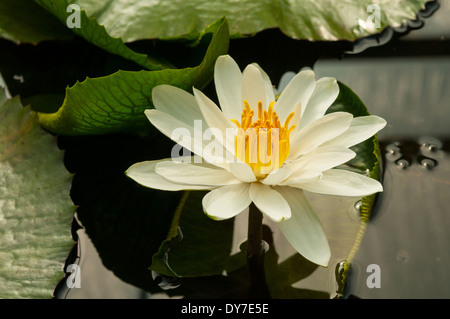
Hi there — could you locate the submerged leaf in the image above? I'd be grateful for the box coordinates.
[0,87,74,299]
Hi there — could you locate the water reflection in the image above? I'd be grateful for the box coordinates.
[55,223,155,299]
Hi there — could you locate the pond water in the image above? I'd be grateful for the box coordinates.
[313,54,450,299]
[345,138,450,298]
[55,2,450,299]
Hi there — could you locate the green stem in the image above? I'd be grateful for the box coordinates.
[247,203,270,298]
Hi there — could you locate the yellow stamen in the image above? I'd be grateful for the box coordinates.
[231,100,296,179]
[230,119,241,128]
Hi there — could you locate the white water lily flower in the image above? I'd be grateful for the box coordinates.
[126,55,386,267]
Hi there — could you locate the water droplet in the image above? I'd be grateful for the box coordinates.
[420,158,436,170]
[396,158,410,169]
[354,200,362,212]
[386,144,400,154]
[418,136,443,155]
[348,200,363,221]
[426,144,438,152]
[385,143,402,161]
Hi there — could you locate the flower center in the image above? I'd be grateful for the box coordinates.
[231,100,295,179]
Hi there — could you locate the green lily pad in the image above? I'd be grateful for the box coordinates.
[38,17,230,136]
[0,86,74,299]
[64,0,431,41]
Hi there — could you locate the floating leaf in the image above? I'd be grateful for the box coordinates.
[65,0,432,42]
[38,18,230,136]
[0,87,74,299]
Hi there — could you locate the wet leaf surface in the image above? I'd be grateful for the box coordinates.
[0,88,74,298]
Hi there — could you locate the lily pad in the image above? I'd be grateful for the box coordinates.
[0,86,74,298]
[38,18,230,136]
[64,0,432,41]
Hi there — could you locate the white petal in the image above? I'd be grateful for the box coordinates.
[288,101,302,135]
[249,183,291,222]
[275,186,330,267]
[296,168,383,196]
[274,70,316,124]
[155,161,241,186]
[193,87,234,131]
[202,183,251,220]
[125,159,214,191]
[280,146,355,187]
[281,172,322,187]
[242,64,267,109]
[145,109,229,169]
[288,112,353,160]
[152,85,206,128]
[193,88,236,154]
[299,77,339,130]
[287,145,356,176]
[264,144,353,187]
[262,167,293,185]
[214,55,243,121]
[322,115,387,148]
[252,63,276,105]
[145,109,201,152]
[228,161,257,183]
